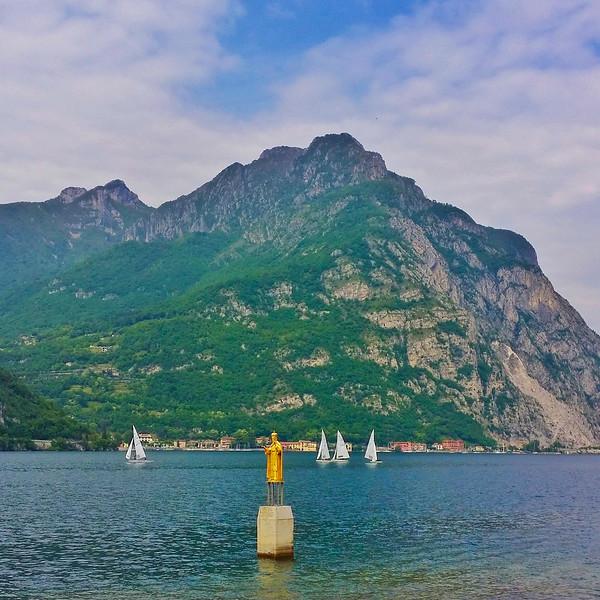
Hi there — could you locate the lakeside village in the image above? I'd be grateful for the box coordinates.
[116,435,535,454]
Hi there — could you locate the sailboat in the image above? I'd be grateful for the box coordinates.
[364,429,381,463]
[331,430,350,462]
[126,425,147,462]
[316,429,331,461]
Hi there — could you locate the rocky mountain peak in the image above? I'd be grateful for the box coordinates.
[48,180,146,211]
[59,179,147,216]
[303,133,385,168]
[293,133,388,196]
[97,179,145,207]
[305,132,367,153]
[56,187,87,204]
[258,146,303,164]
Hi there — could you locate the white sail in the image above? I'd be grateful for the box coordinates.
[364,429,379,463]
[332,430,350,461]
[127,425,147,461]
[125,438,134,460]
[316,430,331,461]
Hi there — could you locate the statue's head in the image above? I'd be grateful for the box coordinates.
[271,431,278,441]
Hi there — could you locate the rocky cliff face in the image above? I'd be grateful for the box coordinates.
[377,206,600,447]
[46,179,151,236]
[1,133,599,447]
[143,133,389,240]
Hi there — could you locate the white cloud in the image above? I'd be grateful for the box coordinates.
[0,0,244,202]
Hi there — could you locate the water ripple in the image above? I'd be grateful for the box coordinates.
[1,452,599,599]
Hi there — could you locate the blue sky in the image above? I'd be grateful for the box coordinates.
[196,1,421,114]
[1,0,600,332]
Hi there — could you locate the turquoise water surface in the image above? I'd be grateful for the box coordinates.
[1,451,599,599]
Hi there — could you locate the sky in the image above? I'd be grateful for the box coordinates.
[1,0,600,332]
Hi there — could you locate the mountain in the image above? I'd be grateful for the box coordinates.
[0,179,152,292]
[0,133,599,448]
[0,368,91,449]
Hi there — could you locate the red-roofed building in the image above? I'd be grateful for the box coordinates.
[442,439,465,452]
[391,441,413,452]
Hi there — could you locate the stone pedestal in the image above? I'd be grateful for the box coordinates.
[257,505,294,559]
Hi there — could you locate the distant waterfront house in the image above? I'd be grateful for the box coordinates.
[172,438,218,450]
[279,440,318,452]
[391,441,413,452]
[256,436,270,447]
[390,441,428,452]
[219,436,236,449]
[442,439,465,452]
[199,439,218,449]
[432,442,444,451]
[138,432,155,445]
[298,439,318,452]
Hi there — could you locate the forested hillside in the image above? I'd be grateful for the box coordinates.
[0,368,112,450]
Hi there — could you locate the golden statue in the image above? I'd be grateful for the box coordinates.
[264,431,283,483]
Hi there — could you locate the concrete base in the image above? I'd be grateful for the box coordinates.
[257,505,294,559]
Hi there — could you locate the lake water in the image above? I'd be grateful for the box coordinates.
[1,451,600,600]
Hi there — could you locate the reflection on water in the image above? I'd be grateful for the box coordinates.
[257,558,297,600]
[1,451,600,599]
